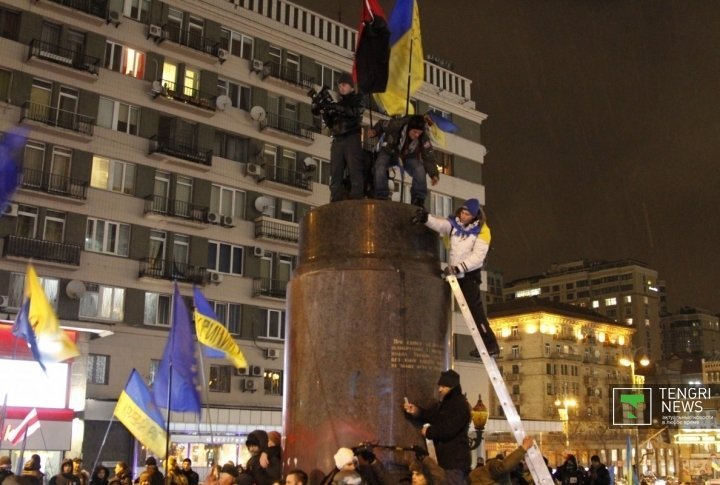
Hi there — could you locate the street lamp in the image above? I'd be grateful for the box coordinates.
[554,397,577,450]
[620,350,650,482]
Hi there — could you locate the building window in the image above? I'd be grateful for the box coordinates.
[210,185,246,218]
[104,41,145,78]
[97,97,140,135]
[207,241,244,275]
[79,284,125,321]
[123,0,150,22]
[264,369,283,395]
[87,354,109,385]
[43,210,65,243]
[211,302,242,335]
[0,7,20,40]
[624,295,632,303]
[217,78,252,111]
[0,69,10,101]
[592,300,599,308]
[8,273,58,309]
[209,365,231,392]
[605,297,617,306]
[317,63,341,87]
[220,29,253,60]
[85,218,130,256]
[214,131,248,162]
[279,199,295,222]
[148,359,160,386]
[511,326,519,337]
[511,364,519,374]
[511,345,520,359]
[263,310,285,340]
[544,343,550,356]
[144,292,171,326]
[91,156,136,195]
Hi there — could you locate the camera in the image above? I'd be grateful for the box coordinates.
[308,85,335,115]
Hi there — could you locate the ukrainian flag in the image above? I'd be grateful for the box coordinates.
[374,0,424,116]
[25,264,79,363]
[193,287,248,369]
[114,369,167,458]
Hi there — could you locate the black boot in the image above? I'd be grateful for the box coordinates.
[411,197,425,208]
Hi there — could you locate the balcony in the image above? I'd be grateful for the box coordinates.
[148,135,212,169]
[553,333,576,342]
[20,101,95,141]
[583,355,600,364]
[152,80,216,116]
[40,0,112,24]
[3,235,81,267]
[263,60,315,90]
[254,216,300,245]
[156,24,222,63]
[260,112,315,145]
[550,352,583,361]
[259,165,312,195]
[139,258,207,285]
[27,40,101,80]
[504,373,522,382]
[252,278,288,300]
[20,167,88,202]
[143,195,209,228]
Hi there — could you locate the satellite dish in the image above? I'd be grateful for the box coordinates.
[216,95,232,111]
[151,80,163,93]
[250,106,266,122]
[254,195,273,212]
[66,280,86,299]
[302,157,317,172]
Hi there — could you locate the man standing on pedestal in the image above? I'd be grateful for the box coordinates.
[403,369,471,485]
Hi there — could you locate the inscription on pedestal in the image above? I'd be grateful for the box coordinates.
[390,338,445,370]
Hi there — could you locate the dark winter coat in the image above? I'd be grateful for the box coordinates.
[553,456,587,485]
[415,386,471,473]
[372,116,439,178]
[109,471,133,485]
[321,92,364,138]
[589,463,610,485]
[244,430,279,485]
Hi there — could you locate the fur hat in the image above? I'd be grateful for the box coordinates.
[333,447,355,469]
[267,431,281,446]
[437,369,460,388]
[145,457,157,466]
[337,73,354,86]
[458,198,481,218]
[406,115,426,132]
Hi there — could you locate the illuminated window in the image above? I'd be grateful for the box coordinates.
[592,300,599,309]
[144,292,170,326]
[516,288,541,298]
[625,318,633,326]
[87,354,109,385]
[104,41,145,78]
[80,284,125,321]
[209,365,231,393]
[264,369,283,395]
[85,218,130,256]
[605,297,617,306]
[8,273,58,309]
[148,359,160,386]
[91,156,135,194]
[124,0,149,22]
[624,295,632,303]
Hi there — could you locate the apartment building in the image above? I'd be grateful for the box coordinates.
[661,307,720,359]
[504,259,662,362]
[0,0,489,471]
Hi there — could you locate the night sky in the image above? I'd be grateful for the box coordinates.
[293,1,720,312]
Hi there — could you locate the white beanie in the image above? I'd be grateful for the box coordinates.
[333,447,355,469]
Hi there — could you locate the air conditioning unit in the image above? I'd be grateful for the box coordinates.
[221,216,235,227]
[246,163,262,177]
[1,203,18,217]
[209,272,223,283]
[0,295,8,308]
[235,367,249,376]
[253,246,264,257]
[240,379,256,392]
[265,348,280,360]
[251,59,264,73]
[107,9,121,25]
[217,48,229,63]
[250,365,263,377]
[148,24,163,40]
[206,212,220,224]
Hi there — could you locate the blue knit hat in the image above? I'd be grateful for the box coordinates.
[459,198,480,217]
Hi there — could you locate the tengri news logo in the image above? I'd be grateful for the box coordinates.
[612,387,653,426]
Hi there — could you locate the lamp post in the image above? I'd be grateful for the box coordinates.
[620,351,650,483]
[554,397,577,450]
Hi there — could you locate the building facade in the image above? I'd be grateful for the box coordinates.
[661,307,720,359]
[0,0,489,474]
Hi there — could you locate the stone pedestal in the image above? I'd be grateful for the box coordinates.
[283,200,451,482]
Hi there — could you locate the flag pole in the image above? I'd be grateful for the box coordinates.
[404,35,413,117]
[92,414,115,472]
[196,346,216,464]
[16,426,29,475]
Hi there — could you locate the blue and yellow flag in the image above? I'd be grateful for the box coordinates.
[193,287,247,369]
[426,112,460,147]
[153,283,201,414]
[12,300,46,371]
[25,264,79,363]
[374,0,424,116]
[114,369,167,457]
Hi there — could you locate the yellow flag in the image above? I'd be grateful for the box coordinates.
[25,264,79,363]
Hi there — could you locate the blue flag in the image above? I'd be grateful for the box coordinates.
[153,283,201,414]
[0,127,28,211]
[114,369,167,457]
[11,300,46,371]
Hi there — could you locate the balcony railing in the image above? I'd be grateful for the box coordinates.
[21,101,95,136]
[262,165,312,191]
[139,258,207,285]
[252,278,288,299]
[263,112,315,141]
[254,216,300,244]
[48,0,108,19]
[3,235,81,266]
[159,80,216,112]
[144,195,209,222]
[550,352,583,361]
[161,24,221,56]
[28,39,100,75]
[264,60,315,89]
[21,167,88,200]
[149,135,213,166]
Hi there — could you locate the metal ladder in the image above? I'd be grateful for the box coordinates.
[446,274,554,485]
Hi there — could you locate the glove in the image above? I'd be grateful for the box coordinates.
[411,208,429,224]
[412,445,429,461]
[442,266,459,277]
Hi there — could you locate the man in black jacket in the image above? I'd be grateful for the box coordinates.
[403,369,471,485]
[313,73,366,202]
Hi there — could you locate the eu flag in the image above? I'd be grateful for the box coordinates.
[153,283,201,414]
[12,300,46,371]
